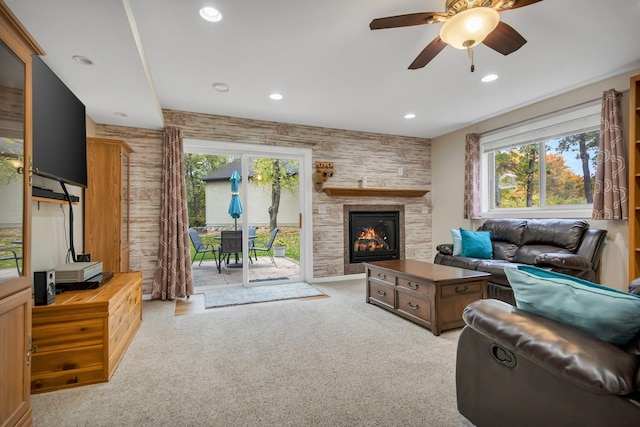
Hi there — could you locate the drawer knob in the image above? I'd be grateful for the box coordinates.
[377,290,387,297]
[455,286,469,293]
[406,282,418,290]
[377,273,386,280]
[407,301,419,310]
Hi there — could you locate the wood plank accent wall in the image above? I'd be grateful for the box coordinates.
[96,110,431,294]
[95,125,162,294]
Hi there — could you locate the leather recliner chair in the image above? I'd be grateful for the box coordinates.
[456,293,640,427]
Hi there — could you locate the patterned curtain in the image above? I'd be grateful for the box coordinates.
[152,127,194,300]
[464,133,481,219]
[592,89,628,220]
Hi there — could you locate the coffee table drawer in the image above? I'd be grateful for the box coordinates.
[368,281,394,309]
[440,281,483,299]
[396,290,431,324]
[397,277,429,296]
[368,268,396,286]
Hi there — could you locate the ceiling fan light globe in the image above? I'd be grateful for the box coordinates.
[440,7,500,49]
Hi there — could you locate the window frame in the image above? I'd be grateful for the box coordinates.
[480,103,600,219]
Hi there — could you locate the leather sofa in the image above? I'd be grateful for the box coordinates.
[434,219,607,305]
[456,297,640,427]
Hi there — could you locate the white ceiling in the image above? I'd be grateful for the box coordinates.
[5,0,640,139]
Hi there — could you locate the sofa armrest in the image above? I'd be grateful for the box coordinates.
[534,253,592,271]
[436,243,453,255]
[463,299,639,395]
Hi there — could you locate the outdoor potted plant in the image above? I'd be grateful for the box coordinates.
[273,239,287,257]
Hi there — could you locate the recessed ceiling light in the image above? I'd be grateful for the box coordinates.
[212,82,230,92]
[404,113,416,119]
[269,93,283,100]
[72,55,94,65]
[114,112,128,117]
[481,73,499,83]
[199,7,222,22]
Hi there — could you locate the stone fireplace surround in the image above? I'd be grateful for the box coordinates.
[343,204,405,275]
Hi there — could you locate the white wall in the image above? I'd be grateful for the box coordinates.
[431,69,640,291]
[205,180,300,228]
[31,175,84,274]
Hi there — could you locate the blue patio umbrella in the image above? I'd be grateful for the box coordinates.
[228,170,243,230]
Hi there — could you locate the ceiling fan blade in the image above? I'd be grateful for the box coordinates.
[408,37,448,69]
[482,21,527,56]
[494,0,543,12]
[369,12,446,30]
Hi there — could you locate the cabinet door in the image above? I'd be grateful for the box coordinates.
[0,289,32,427]
[120,150,130,272]
[0,5,41,423]
[0,40,25,287]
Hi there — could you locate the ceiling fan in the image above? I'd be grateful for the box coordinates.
[369,0,543,71]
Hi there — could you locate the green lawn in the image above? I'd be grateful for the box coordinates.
[189,227,300,263]
[0,237,22,272]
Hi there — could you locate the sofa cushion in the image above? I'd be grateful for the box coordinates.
[450,228,463,256]
[474,260,523,287]
[491,241,520,261]
[460,228,493,259]
[505,266,640,346]
[478,218,527,245]
[513,245,572,265]
[521,219,588,252]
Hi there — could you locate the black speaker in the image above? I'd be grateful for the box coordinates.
[34,270,55,306]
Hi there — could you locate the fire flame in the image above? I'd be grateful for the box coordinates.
[354,227,389,251]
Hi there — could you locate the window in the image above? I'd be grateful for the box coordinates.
[480,104,600,218]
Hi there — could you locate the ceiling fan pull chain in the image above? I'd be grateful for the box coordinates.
[468,46,475,72]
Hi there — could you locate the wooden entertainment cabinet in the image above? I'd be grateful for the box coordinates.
[30,272,142,393]
[365,260,489,335]
[85,137,133,273]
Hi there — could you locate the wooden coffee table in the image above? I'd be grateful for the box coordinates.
[364,260,490,335]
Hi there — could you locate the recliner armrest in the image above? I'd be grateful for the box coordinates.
[462,299,639,395]
[534,253,592,271]
[436,244,453,255]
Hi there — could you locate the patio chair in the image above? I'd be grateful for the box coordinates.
[0,249,22,275]
[251,227,279,267]
[188,228,218,267]
[218,230,243,273]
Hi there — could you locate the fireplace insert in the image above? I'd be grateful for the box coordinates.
[349,211,400,263]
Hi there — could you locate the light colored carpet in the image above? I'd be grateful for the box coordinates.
[204,282,323,308]
[30,278,473,427]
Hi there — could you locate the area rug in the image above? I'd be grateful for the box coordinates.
[204,282,324,309]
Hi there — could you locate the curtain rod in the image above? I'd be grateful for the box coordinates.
[482,88,630,137]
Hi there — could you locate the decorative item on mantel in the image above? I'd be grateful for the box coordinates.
[313,162,335,192]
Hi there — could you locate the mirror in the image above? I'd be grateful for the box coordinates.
[0,39,25,283]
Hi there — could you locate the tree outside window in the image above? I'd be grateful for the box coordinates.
[490,129,599,210]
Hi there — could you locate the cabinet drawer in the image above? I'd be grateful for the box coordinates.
[440,281,483,299]
[396,290,431,323]
[368,268,396,286]
[31,345,104,375]
[397,277,430,296]
[108,287,139,332]
[31,366,105,394]
[32,319,104,353]
[367,281,394,309]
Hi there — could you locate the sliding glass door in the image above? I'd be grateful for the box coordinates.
[246,155,300,284]
[184,140,311,288]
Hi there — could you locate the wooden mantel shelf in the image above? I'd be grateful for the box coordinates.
[322,187,429,197]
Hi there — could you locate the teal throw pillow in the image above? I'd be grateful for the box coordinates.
[450,228,463,256]
[459,228,492,259]
[505,266,640,346]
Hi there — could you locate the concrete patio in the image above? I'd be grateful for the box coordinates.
[190,256,300,288]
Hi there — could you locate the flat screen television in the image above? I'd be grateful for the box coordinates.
[32,55,87,188]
